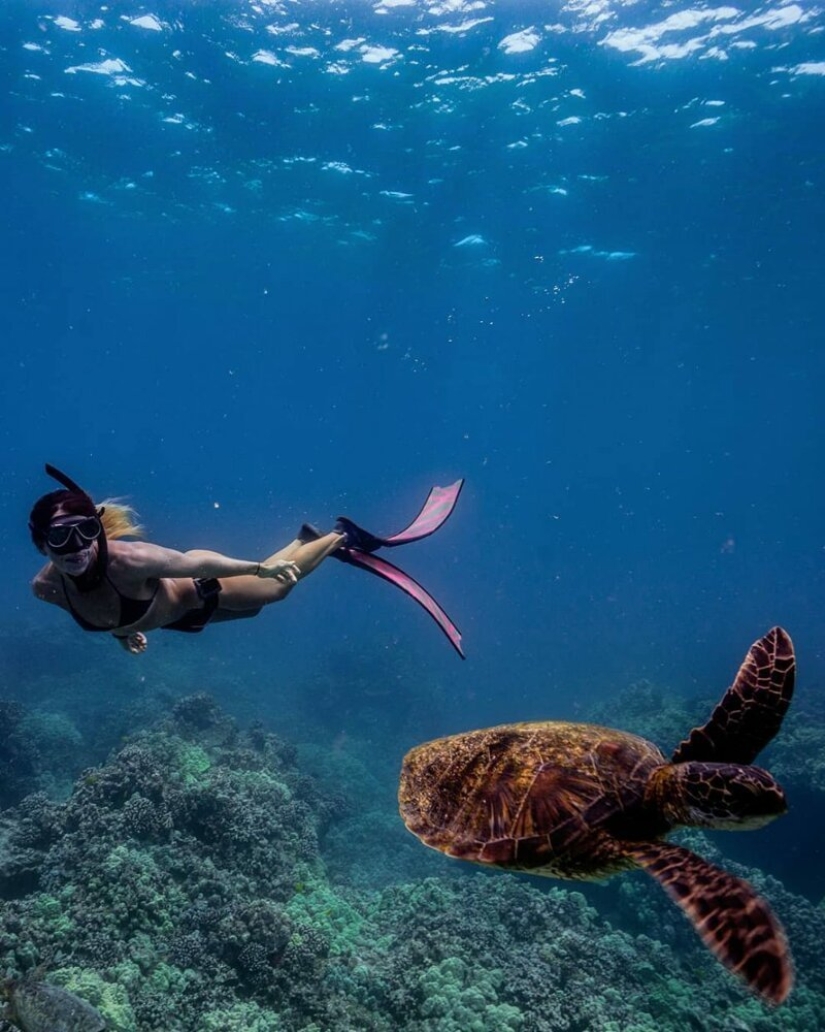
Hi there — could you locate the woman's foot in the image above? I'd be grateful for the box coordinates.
[333,517,383,553]
[297,523,322,544]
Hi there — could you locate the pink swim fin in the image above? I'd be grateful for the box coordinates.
[335,547,464,659]
[333,480,465,658]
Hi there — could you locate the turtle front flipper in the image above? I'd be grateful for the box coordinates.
[628,841,793,1005]
[672,627,795,765]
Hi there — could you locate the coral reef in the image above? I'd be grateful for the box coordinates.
[0,701,39,808]
[0,692,824,1030]
[765,707,825,794]
[585,679,703,755]
[0,702,87,809]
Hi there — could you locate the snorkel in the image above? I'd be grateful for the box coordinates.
[30,464,109,590]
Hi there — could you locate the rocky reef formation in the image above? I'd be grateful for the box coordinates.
[0,692,824,1031]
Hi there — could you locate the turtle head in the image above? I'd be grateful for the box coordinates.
[649,761,787,831]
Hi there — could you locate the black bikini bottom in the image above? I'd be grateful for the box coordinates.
[161,578,263,634]
[162,578,222,634]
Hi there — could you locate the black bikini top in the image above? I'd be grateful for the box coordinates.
[61,574,158,632]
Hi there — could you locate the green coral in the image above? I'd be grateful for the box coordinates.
[201,1001,283,1031]
[92,845,185,937]
[31,893,74,938]
[285,876,365,956]
[172,742,212,785]
[14,890,77,958]
[52,966,137,1032]
[417,957,523,1031]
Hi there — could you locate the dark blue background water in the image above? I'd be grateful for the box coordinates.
[1,1,824,737]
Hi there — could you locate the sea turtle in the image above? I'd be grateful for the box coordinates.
[399,627,795,1005]
[1,970,106,1031]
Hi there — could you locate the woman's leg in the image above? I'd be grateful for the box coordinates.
[267,538,303,561]
[216,531,345,611]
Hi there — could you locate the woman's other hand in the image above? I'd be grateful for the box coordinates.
[116,631,148,654]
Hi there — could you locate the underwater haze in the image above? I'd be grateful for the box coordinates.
[2,2,825,1030]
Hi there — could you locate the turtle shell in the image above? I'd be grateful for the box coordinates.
[399,720,667,880]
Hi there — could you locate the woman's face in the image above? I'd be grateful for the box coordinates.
[47,540,97,577]
[45,511,101,577]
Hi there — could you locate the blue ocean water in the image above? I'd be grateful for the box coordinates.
[1,2,825,1026]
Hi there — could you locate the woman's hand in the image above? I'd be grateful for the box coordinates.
[256,559,301,585]
[116,631,148,655]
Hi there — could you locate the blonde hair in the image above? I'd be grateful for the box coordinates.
[98,499,145,540]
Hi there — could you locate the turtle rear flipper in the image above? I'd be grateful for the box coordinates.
[629,840,793,1005]
[672,627,795,765]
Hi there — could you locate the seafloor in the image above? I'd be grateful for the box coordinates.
[1,632,823,1032]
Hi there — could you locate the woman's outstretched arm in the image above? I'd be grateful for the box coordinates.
[114,541,300,583]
